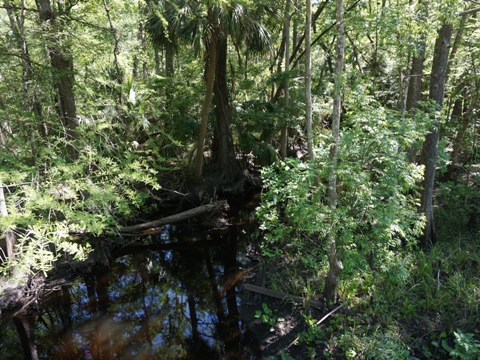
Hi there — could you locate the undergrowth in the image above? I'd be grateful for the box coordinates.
[258,168,480,359]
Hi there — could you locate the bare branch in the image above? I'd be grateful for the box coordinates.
[459,7,480,15]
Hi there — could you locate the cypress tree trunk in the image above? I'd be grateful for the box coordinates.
[324,0,344,304]
[212,35,242,185]
[193,29,217,181]
[419,23,453,247]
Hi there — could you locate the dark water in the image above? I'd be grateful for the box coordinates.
[0,196,263,359]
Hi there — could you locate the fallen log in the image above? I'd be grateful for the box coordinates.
[242,283,324,309]
[119,200,228,234]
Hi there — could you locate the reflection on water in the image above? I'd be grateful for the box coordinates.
[0,199,262,359]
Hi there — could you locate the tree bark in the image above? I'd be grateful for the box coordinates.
[212,35,242,184]
[36,0,78,159]
[279,0,291,160]
[193,21,217,181]
[0,185,16,260]
[119,201,227,234]
[305,0,314,160]
[405,46,426,113]
[418,23,453,247]
[324,0,344,304]
[405,44,426,162]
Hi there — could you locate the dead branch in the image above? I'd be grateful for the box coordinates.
[119,200,228,235]
[242,283,323,309]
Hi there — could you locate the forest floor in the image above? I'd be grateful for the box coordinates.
[239,293,311,359]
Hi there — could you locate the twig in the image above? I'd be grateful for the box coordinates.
[286,300,348,350]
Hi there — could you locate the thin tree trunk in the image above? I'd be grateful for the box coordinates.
[292,0,299,50]
[419,23,453,247]
[5,0,47,139]
[103,0,123,102]
[324,0,344,304]
[0,185,16,260]
[305,0,314,160]
[405,0,427,161]
[405,45,426,162]
[280,0,291,159]
[193,13,217,181]
[270,0,360,104]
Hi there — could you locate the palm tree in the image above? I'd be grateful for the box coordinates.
[146,0,274,186]
[145,0,180,77]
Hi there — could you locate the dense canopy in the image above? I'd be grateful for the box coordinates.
[0,0,479,358]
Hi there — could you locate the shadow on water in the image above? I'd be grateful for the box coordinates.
[0,195,263,360]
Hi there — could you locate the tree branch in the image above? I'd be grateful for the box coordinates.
[459,7,480,15]
[0,4,38,13]
[119,200,228,234]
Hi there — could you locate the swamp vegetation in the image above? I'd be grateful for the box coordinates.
[0,0,479,358]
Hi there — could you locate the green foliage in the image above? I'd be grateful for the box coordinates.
[0,122,162,277]
[298,314,327,347]
[255,302,278,328]
[338,325,412,360]
[436,167,480,233]
[254,302,288,337]
[442,330,480,360]
[258,105,426,268]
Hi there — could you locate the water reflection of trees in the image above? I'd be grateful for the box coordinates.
[1,220,261,359]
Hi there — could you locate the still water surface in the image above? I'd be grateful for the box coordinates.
[0,197,262,359]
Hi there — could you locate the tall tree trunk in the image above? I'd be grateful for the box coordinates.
[280,0,291,159]
[193,30,217,181]
[418,23,453,247]
[305,0,314,160]
[36,0,78,159]
[212,35,242,184]
[324,0,344,304]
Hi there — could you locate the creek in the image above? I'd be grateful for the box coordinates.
[0,194,266,359]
